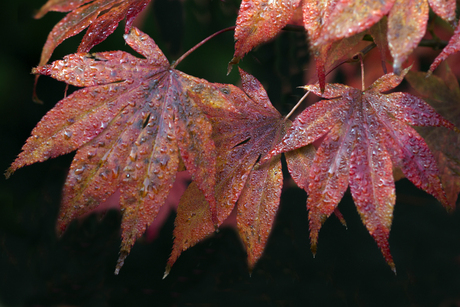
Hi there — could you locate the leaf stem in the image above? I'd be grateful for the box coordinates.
[355,52,365,91]
[171,26,236,69]
[285,90,310,120]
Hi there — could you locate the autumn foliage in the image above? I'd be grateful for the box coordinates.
[6,0,460,275]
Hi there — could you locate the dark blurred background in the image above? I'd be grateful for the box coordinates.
[1,1,460,306]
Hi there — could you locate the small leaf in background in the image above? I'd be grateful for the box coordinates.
[406,66,460,206]
[428,23,460,75]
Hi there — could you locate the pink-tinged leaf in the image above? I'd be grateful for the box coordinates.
[37,0,152,67]
[428,0,457,24]
[314,0,395,47]
[166,182,215,277]
[302,0,338,91]
[302,0,339,46]
[366,67,410,93]
[302,1,368,90]
[350,103,396,271]
[57,104,148,234]
[324,31,367,69]
[375,92,456,129]
[261,86,355,163]
[38,0,115,67]
[388,0,429,74]
[285,145,316,190]
[382,116,451,210]
[229,0,301,67]
[117,100,181,272]
[168,69,289,272]
[34,0,93,19]
[307,111,357,254]
[9,28,221,275]
[429,23,460,75]
[305,83,355,98]
[261,69,453,268]
[124,0,152,32]
[237,157,283,270]
[77,1,133,53]
[6,82,133,177]
[78,0,152,52]
[286,145,348,228]
[307,103,359,254]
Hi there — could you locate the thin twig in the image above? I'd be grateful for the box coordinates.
[171,26,236,69]
[285,90,310,120]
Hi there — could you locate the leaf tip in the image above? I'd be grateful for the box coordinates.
[333,208,347,229]
[114,251,128,275]
[227,57,240,75]
[389,261,397,275]
[56,220,68,238]
[4,167,14,180]
[310,243,317,258]
[163,264,171,279]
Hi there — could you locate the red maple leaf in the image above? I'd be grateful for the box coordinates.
[229,0,301,68]
[262,67,455,271]
[35,0,151,67]
[6,27,219,274]
[166,68,293,274]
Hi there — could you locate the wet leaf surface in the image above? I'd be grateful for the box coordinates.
[263,68,455,270]
[8,27,219,274]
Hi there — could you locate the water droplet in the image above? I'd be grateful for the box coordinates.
[112,166,120,179]
[129,152,137,162]
[74,165,85,175]
[64,130,72,140]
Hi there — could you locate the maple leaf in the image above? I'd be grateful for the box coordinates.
[35,0,151,67]
[228,0,301,69]
[387,0,457,74]
[428,22,460,75]
[262,68,455,271]
[406,66,460,206]
[369,16,390,74]
[6,27,219,274]
[229,0,390,88]
[303,0,394,49]
[165,68,293,274]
